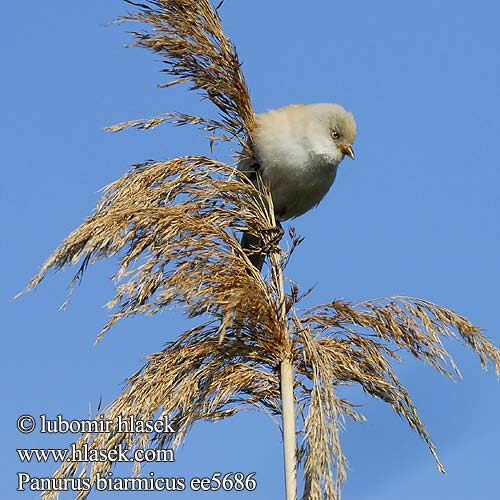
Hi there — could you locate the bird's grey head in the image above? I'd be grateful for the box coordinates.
[305,103,356,161]
[251,102,356,169]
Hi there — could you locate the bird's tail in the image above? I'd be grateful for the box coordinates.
[240,231,265,272]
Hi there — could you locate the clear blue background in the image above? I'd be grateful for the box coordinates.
[3,1,499,498]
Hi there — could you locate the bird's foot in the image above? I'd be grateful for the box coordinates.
[259,223,285,257]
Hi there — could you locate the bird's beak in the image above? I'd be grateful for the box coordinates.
[340,144,355,160]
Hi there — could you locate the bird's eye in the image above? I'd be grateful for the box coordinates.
[331,129,340,140]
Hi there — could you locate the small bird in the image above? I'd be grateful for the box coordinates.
[238,103,356,269]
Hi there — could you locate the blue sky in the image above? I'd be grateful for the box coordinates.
[3,1,499,498]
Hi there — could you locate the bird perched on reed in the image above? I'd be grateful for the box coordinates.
[238,102,356,270]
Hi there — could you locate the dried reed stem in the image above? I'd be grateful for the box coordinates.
[264,180,298,500]
[280,358,298,500]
